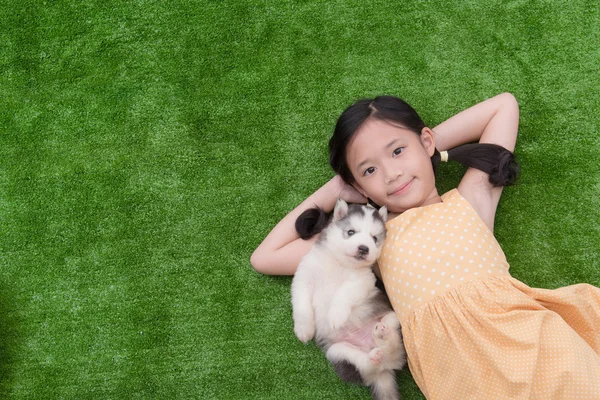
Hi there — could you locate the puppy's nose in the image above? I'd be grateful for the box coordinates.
[358,245,369,255]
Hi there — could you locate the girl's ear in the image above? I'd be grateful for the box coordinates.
[420,127,437,157]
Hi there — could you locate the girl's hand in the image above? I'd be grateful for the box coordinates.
[331,175,367,204]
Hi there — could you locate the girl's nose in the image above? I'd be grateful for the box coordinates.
[383,162,403,184]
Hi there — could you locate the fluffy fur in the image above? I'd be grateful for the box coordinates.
[291,200,407,400]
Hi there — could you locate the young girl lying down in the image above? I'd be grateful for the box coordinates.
[252,93,600,399]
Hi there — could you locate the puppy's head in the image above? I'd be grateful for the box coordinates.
[320,199,387,268]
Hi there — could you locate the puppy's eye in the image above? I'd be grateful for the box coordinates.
[372,236,378,243]
[347,230,355,236]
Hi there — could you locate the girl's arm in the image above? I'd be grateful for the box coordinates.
[432,93,520,230]
[250,175,366,275]
[432,92,518,153]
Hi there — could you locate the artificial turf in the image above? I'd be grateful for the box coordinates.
[1,0,599,399]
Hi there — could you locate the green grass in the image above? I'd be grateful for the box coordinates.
[1,0,599,398]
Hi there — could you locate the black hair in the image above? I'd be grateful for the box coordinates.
[329,95,519,187]
[430,144,519,187]
[295,207,330,240]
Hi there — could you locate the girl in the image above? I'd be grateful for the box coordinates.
[251,93,600,399]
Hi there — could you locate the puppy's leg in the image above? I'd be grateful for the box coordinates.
[291,274,315,343]
[369,347,384,365]
[328,297,352,331]
[380,311,400,330]
[373,323,390,341]
[372,312,406,371]
[328,280,372,330]
[372,312,400,345]
[326,342,378,373]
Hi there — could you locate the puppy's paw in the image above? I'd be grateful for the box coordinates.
[294,322,315,344]
[373,322,390,340]
[369,348,383,365]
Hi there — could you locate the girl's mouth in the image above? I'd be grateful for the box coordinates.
[390,178,413,196]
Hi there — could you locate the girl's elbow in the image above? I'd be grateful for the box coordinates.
[250,249,267,274]
[250,248,276,275]
[501,92,519,111]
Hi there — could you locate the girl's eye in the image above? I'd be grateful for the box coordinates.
[363,167,375,176]
[393,147,404,156]
[347,230,355,236]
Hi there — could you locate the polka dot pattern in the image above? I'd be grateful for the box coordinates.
[381,189,509,322]
[379,189,600,398]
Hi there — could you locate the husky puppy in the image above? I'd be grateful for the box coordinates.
[291,199,407,400]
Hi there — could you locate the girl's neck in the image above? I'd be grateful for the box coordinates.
[387,190,443,220]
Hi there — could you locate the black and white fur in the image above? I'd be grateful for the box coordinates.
[292,200,407,400]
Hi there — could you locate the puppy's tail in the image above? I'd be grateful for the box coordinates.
[370,370,400,400]
[295,207,330,240]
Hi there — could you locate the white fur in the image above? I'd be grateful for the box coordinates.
[291,201,406,399]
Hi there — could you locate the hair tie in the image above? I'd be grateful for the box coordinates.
[440,151,449,162]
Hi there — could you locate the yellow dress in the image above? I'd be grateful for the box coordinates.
[380,189,600,399]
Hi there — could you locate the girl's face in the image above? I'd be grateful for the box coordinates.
[346,118,440,213]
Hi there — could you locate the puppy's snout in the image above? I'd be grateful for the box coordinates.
[358,245,369,255]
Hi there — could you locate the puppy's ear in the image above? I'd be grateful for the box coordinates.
[333,199,348,221]
[378,206,388,222]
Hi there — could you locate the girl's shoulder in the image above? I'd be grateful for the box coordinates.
[441,188,460,202]
[443,188,487,223]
